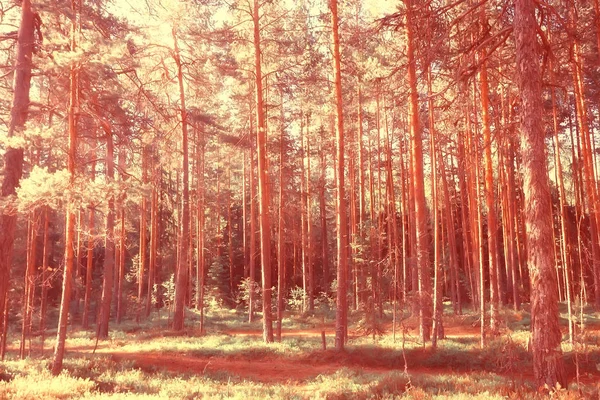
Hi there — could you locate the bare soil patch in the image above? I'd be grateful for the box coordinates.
[109,352,373,383]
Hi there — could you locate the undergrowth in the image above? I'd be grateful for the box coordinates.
[1,305,599,399]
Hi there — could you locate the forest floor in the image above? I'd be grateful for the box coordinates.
[1,304,600,399]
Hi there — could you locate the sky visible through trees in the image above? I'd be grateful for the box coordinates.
[1,0,600,395]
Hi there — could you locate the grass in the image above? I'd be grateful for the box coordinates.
[1,305,599,399]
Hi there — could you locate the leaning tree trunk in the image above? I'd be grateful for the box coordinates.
[0,0,35,352]
[514,0,567,388]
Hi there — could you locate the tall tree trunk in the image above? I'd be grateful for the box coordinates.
[146,149,158,317]
[19,214,37,360]
[52,1,78,373]
[39,207,50,354]
[172,26,190,331]
[98,120,115,340]
[301,116,308,312]
[0,0,35,350]
[466,86,485,347]
[20,212,37,359]
[514,0,566,387]
[306,114,314,311]
[196,128,206,332]
[457,130,475,310]
[82,147,96,328]
[406,0,431,342]
[383,96,400,337]
[252,0,274,342]
[248,118,257,323]
[138,145,148,317]
[428,67,443,348]
[331,0,349,350]
[227,168,234,295]
[116,147,127,324]
[320,126,329,292]
[355,83,365,305]
[478,20,500,332]
[440,151,461,314]
[277,90,286,341]
[550,69,573,344]
[399,132,409,301]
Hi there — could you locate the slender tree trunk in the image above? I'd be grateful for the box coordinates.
[478,25,500,333]
[355,83,365,305]
[306,114,314,311]
[74,210,82,318]
[52,2,79,373]
[0,0,35,350]
[550,71,573,344]
[428,67,443,348]
[82,149,96,328]
[146,145,158,317]
[440,151,460,314]
[40,207,50,353]
[116,147,127,324]
[227,168,234,295]
[331,0,349,350]
[138,145,148,316]
[252,0,274,342]
[173,26,190,331]
[320,127,329,292]
[249,118,257,323]
[383,96,400,337]
[399,133,409,301]
[98,120,115,339]
[514,0,567,387]
[466,85,485,347]
[406,0,431,342]
[20,213,37,359]
[301,116,308,312]
[196,128,206,332]
[457,131,475,310]
[277,91,286,341]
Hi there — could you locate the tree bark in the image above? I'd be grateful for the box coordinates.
[478,22,500,333]
[277,89,286,341]
[252,0,274,342]
[52,1,79,373]
[514,0,567,388]
[82,147,96,328]
[0,0,35,350]
[406,0,431,342]
[98,121,115,340]
[20,211,38,359]
[40,207,50,353]
[138,145,148,317]
[172,26,191,331]
[331,0,349,351]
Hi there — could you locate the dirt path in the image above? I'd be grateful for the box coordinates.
[64,322,600,385]
[109,352,394,383]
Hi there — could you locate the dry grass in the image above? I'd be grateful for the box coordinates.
[0,306,599,399]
